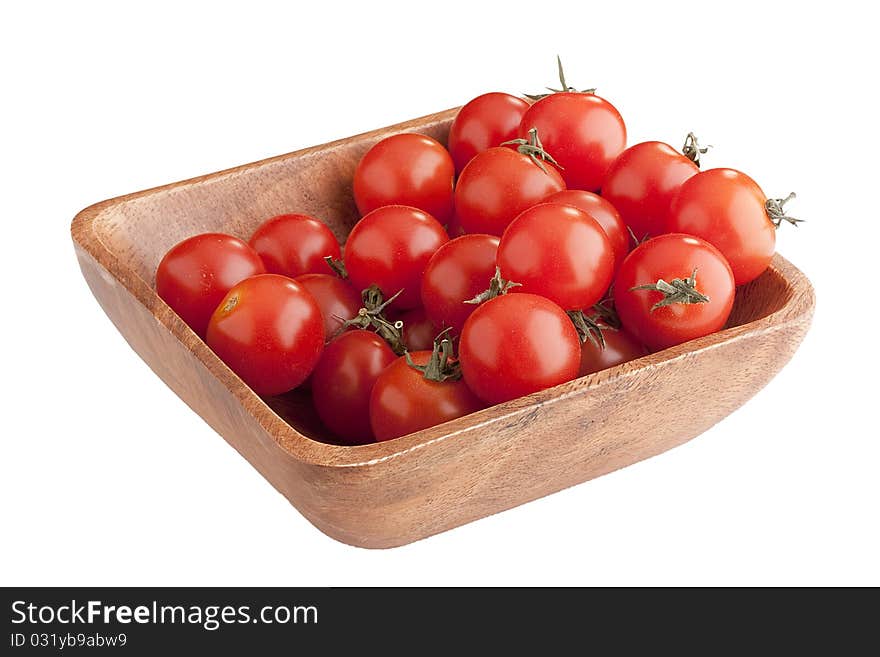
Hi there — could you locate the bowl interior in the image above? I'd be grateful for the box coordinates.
[87,111,796,445]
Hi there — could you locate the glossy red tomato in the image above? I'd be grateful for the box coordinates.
[206,274,324,396]
[454,146,565,236]
[518,92,626,191]
[370,351,484,441]
[545,190,630,273]
[311,330,397,445]
[613,234,735,352]
[497,203,614,310]
[249,213,341,278]
[353,133,455,223]
[578,325,647,376]
[601,141,699,241]
[294,273,361,340]
[396,307,438,352]
[156,233,265,338]
[459,293,580,405]
[667,168,776,285]
[421,234,500,334]
[343,205,448,310]
[447,92,531,174]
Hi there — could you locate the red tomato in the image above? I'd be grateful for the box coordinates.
[370,351,484,441]
[545,190,630,273]
[447,92,530,174]
[294,273,361,340]
[353,133,455,223]
[156,233,265,338]
[613,234,735,352]
[454,146,565,236]
[667,168,776,285]
[518,92,626,191]
[343,205,449,310]
[497,203,614,310]
[420,233,500,334]
[601,141,699,241]
[206,274,324,396]
[311,330,397,445]
[459,293,580,405]
[396,307,438,352]
[578,326,647,376]
[249,213,341,278]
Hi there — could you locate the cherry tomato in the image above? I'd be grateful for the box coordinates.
[206,274,324,396]
[667,168,776,285]
[353,133,454,223]
[497,203,614,310]
[454,146,565,236]
[396,307,438,352]
[601,141,699,241]
[343,205,448,310]
[545,190,630,273]
[613,233,735,352]
[249,213,340,279]
[370,351,484,441]
[156,233,265,338]
[294,273,361,340]
[447,92,530,174]
[459,293,580,405]
[578,326,647,376]
[420,233,500,334]
[518,92,626,191]
[311,330,396,445]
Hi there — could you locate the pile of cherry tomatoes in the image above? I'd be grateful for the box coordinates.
[156,61,800,445]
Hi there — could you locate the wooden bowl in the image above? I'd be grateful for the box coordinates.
[71,108,815,548]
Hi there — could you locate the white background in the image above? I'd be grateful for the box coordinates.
[2,1,877,586]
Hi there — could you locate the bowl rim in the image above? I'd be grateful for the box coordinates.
[71,108,816,470]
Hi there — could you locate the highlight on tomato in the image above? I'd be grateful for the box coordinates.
[545,189,630,273]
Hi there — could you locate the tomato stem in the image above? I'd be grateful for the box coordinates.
[464,266,521,305]
[591,298,622,330]
[567,310,607,349]
[681,132,711,168]
[502,127,562,174]
[324,256,348,279]
[524,55,596,100]
[405,327,463,382]
[765,192,803,228]
[631,268,710,311]
[627,225,650,248]
[342,285,407,354]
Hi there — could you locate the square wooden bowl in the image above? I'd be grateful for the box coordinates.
[71,108,815,548]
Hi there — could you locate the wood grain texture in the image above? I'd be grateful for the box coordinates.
[71,108,815,548]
